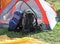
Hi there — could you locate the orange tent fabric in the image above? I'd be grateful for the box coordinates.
[0,0,11,14]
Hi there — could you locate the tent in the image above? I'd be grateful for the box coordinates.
[0,0,18,27]
[0,0,57,30]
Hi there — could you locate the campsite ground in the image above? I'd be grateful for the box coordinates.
[0,0,60,44]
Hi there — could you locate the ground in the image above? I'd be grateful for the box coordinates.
[0,0,60,44]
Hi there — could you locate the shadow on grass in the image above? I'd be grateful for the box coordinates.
[57,10,60,22]
[0,28,43,38]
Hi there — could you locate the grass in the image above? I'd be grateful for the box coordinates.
[0,0,60,44]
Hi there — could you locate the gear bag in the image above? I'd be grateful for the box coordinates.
[9,10,23,30]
